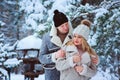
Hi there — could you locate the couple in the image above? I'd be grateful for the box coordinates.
[39,10,99,80]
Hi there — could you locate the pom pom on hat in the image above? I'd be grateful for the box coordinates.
[53,10,68,27]
[73,19,91,40]
[81,19,91,27]
[54,10,59,14]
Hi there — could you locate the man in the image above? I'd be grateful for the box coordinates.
[39,9,73,80]
[39,10,99,80]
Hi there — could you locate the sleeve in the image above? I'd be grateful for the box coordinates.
[39,34,54,65]
[96,55,100,65]
[51,45,67,63]
[78,49,98,77]
[55,56,76,71]
[55,45,78,71]
[91,49,100,65]
[51,52,57,62]
[79,62,97,77]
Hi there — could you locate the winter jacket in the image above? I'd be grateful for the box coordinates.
[55,44,97,80]
[39,21,73,80]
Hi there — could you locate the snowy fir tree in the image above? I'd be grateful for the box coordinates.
[90,1,120,79]
[0,0,120,80]
[18,0,119,79]
[0,32,21,80]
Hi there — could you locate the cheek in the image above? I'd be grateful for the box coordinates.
[73,39,75,44]
[79,39,82,44]
[64,26,69,30]
[58,27,63,32]
[73,38,79,44]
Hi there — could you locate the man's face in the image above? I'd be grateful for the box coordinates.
[57,22,69,34]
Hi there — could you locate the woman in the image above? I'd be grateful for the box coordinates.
[55,19,98,80]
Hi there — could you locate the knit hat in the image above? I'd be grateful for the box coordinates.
[53,10,68,27]
[73,19,91,40]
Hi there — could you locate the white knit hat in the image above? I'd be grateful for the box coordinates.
[73,19,91,40]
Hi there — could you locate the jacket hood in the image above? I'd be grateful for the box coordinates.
[50,21,73,47]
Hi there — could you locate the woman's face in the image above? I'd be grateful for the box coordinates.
[57,22,69,34]
[73,34,82,46]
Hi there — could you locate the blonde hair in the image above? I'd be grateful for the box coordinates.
[81,37,96,56]
[66,37,96,56]
[66,40,74,46]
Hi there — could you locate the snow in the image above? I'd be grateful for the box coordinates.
[16,34,42,50]
[4,58,22,68]
[11,74,45,80]
[10,70,119,80]
[93,8,109,25]
[0,0,119,80]
[52,0,69,11]
[88,33,98,46]
[0,68,8,77]
[0,21,5,26]
[90,68,119,80]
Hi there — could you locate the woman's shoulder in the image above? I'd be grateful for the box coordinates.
[64,41,78,53]
[42,32,51,40]
[65,40,76,50]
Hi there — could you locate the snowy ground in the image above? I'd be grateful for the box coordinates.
[11,73,45,80]
[10,70,118,80]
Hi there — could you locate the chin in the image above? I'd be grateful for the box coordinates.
[64,31,69,34]
[74,43,79,46]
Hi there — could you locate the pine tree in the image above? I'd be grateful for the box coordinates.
[90,1,120,78]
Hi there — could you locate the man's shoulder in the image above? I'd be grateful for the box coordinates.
[43,32,50,38]
[41,32,50,42]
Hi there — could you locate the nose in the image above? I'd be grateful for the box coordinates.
[75,37,79,40]
[63,25,68,30]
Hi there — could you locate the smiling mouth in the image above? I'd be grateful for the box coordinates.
[75,41,78,43]
[74,41,78,44]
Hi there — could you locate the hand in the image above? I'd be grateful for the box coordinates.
[91,55,98,65]
[74,65,83,72]
[55,49,65,59]
[73,53,81,63]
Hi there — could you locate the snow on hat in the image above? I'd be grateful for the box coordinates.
[73,19,91,40]
[53,10,68,27]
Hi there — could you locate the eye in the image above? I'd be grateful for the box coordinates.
[73,35,76,38]
[65,23,68,26]
[78,36,81,38]
[61,25,64,28]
